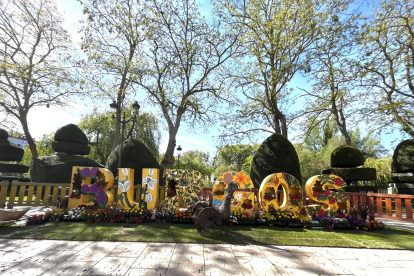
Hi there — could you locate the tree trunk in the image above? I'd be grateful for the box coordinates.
[388,92,414,139]
[20,114,37,159]
[161,133,177,169]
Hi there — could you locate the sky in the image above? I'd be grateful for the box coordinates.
[3,0,405,156]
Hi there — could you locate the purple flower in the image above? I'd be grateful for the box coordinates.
[95,194,105,203]
[91,167,99,176]
[81,185,90,192]
[82,168,91,177]
[90,185,99,193]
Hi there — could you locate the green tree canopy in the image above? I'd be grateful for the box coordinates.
[79,105,161,165]
[0,0,77,158]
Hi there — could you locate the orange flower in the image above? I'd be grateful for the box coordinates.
[234,172,247,185]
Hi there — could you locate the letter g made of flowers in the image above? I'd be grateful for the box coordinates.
[68,167,114,210]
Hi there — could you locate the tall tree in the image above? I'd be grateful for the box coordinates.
[217,144,257,172]
[134,0,240,169]
[357,0,414,138]
[0,0,76,158]
[299,4,364,145]
[79,106,161,165]
[179,150,214,178]
[78,0,148,149]
[215,0,348,142]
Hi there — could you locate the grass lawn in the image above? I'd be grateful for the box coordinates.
[1,222,414,249]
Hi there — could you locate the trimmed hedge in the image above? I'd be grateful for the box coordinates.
[391,175,414,183]
[322,168,376,181]
[54,124,89,145]
[331,145,365,168]
[392,140,414,173]
[0,128,8,140]
[51,141,91,155]
[105,138,160,186]
[250,134,302,189]
[0,145,24,161]
[30,153,103,183]
[0,163,29,173]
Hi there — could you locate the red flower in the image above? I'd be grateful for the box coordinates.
[334,178,343,187]
[291,194,300,200]
[329,197,336,204]
[69,193,76,199]
[337,212,346,218]
[323,190,331,196]
[318,209,325,217]
[313,191,320,197]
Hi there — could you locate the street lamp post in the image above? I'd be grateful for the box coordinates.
[110,101,140,169]
[176,145,182,170]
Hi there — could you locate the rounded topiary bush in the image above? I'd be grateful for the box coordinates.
[392,139,414,173]
[54,124,89,145]
[105,138,160,186]
[250,134,302,189]
[330,145,365,168]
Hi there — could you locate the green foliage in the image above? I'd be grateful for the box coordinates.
[217,144,258,173]
[21,134,55,167]
[0,0,77,158]
[179,150,214,179]
[356,0,414,138]
[215,0,350,140]
[331,145,365,168]
[250,134,302,189]
[364,156,392,188]
[79,107,161,165]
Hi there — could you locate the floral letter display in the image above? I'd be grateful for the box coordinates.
[213,171,254,213]
[142,168,159,210]
[68,167,114,210]
[259,173,303,213]
[304,175,350,217]
[118,168,144,211]
[164,169,204,212]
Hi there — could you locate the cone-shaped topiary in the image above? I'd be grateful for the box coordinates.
[392,139,414,173]
[105,138,160,186]
[250,134,302,189]
[54,124,89,145]
[330,145,365,168]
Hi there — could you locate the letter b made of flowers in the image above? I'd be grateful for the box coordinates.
[68,166,114,210]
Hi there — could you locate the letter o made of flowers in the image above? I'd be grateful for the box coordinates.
[259,173,302,213]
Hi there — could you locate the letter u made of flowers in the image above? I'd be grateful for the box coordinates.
[117,168,142,211]
[68,167,114,210]
[142,168,159,210]
[305,175,350,217]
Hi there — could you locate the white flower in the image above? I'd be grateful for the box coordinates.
[148,168,155,177]
[146,193,153,203]
[173,171,177,175]
[121,168,128,176]
[68,211,73,215]
[143,175,157,191]
[118,177,130,193]
[198,175,201,179]
[234,193,242,201]
[215,181,219,185]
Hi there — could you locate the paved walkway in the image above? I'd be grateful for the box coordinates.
[1,239,414,276]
